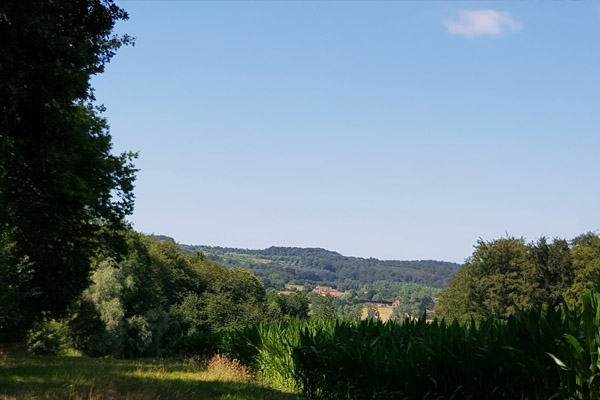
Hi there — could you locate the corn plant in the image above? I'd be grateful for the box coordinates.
[216,290,600,399]
[292,313,564,399]
[219,324,261,367]
[548,289,600,399]
[254,318,338,391]
[254,320,301,391]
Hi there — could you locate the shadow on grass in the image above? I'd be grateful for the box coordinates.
[0,353,302,400]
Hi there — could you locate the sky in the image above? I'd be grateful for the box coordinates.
[93,1,600,263]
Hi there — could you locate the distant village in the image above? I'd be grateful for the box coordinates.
[277,284,436,321]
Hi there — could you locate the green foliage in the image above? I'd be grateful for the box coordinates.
[0,226,33,340]
[331,282,438,319]
[71,234,189,357]
[548,289,600,399]
[206,289,600,399]
[253,322,303,391]
[333,302,363,320]
[224,298,600,399]
[180,245,460,290]
[75,257,140,356]
[148,238,206,306]
[371,281,438,313]
[177,245,449,321]
[266,290,310,321]
[25,318,73,355]
[436,234,596,321]
[0,0,137,334]
[68,232,273,357]
[364,303,379,320]
[167,329,222,358]
[170,292,205,335]
[0,350,300,400]
[291,315,564,399]
[565,233,600,306]
[446,237,530,320]
[309,293,336,319]
[194,266,268,332]
[389,305,406,321]
[220,319,339,392]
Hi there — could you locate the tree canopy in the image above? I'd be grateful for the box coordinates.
[0,0,136,337]
[68,232,295,357]
[436,233,599,321]
[180,244,460,290]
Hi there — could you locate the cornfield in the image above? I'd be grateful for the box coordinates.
[214,290,600,399]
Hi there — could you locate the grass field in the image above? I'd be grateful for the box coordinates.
[0,346,300,400]
[284,284,303,292]
[360,305,394,321]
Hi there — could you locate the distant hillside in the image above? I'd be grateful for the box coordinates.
[179,244,461,290]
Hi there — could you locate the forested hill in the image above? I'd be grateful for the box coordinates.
[178,244,460,289]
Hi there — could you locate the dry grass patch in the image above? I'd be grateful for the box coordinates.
[377,306,393,322]
[205,354,251,383]
[284,285,304,292]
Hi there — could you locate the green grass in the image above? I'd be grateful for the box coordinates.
[0,346,301,400]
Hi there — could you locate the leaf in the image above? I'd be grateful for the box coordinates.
[547,352,570,370]
[564,334,584,357]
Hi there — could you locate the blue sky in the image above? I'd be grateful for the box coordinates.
[93,1,600,263]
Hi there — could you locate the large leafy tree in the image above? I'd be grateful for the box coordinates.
[437,237,530,321]
[436,234,589,322]
[0,0,136,335]
[565,233,600,305]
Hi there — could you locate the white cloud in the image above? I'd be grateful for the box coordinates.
[443,10,523,37]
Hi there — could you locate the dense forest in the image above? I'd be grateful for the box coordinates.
[179,243,460,289]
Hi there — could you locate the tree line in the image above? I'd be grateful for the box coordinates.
[180,244,460,289]
[65,232,309,357]
[1,0,136,340]
[0,1,310,348]
[436,233,600,321]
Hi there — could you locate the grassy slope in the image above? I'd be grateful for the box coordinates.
[0,347,300,400]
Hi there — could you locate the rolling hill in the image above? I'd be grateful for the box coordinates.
[178,244,461,290]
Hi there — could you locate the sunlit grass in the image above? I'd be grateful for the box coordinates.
[122,354,252,384]
[359,304,394,321]
[0,346,300,400]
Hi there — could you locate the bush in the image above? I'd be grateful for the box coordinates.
[25,318,73,355]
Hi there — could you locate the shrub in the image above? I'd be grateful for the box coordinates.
[25,318,73,355]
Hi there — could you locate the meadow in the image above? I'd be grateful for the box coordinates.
[0,347,299,400]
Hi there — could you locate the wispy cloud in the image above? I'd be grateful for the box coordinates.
[443,10,523,37]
